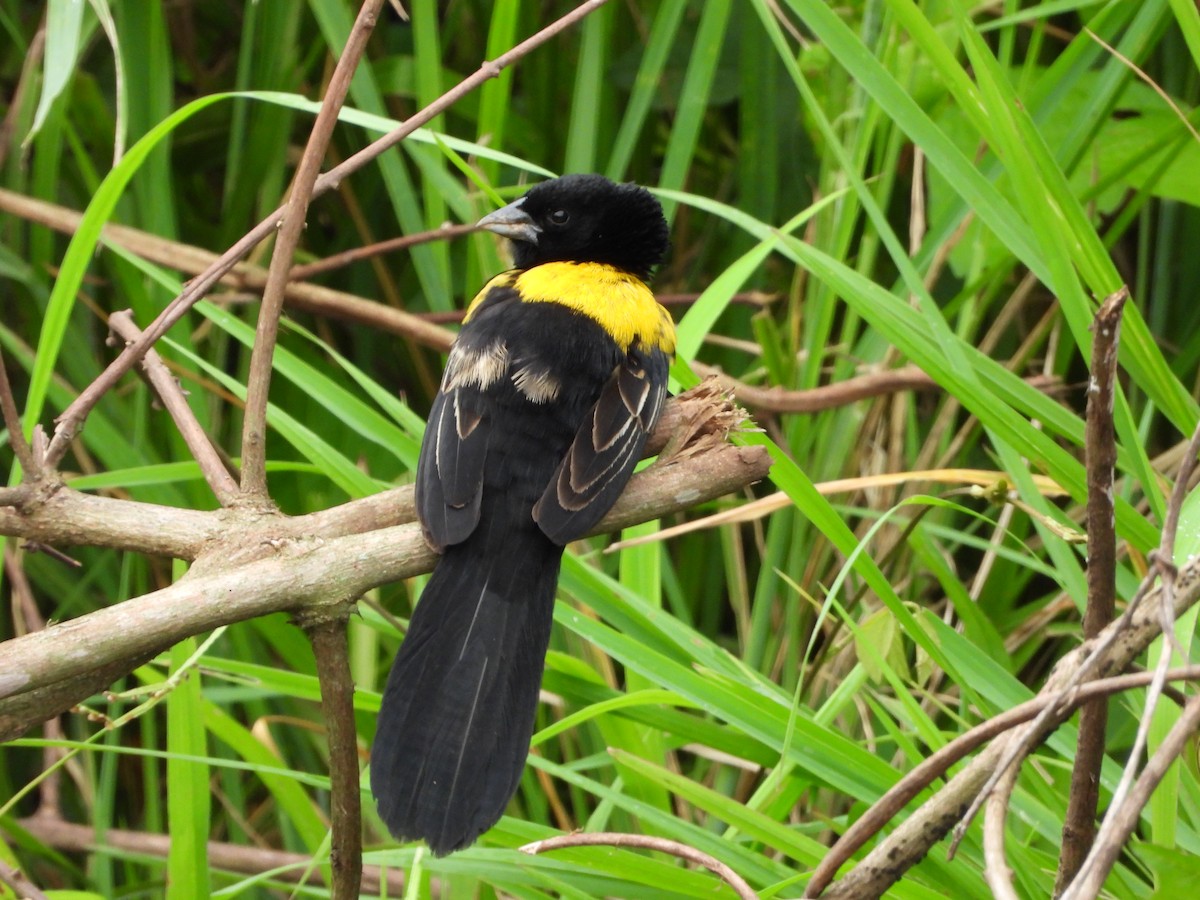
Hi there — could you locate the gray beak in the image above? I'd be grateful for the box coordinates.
[477,198,541,245]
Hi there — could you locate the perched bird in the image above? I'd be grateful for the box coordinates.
[370,174,675,855]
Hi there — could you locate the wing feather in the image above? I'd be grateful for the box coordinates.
[416,329,511,550]
[534,344,670,545]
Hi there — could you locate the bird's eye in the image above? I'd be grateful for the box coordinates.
[549,209,570,226]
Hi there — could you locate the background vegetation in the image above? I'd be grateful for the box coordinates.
[3,0,1200,897]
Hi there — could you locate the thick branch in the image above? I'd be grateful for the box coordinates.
[0,438,770,741]
[0,860,49,900]
[0,479,225,559]
[0,389,716,559]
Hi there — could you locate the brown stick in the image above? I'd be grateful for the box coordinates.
[1060,417,1200,897]
[0,188,456,352]
[521,832,758,900]
[0,860,50,900]
[1060,692,1200,899]
[289,223,478,280]
[0,345,37,476]
[817,554,1200,899]
[1055,288,1126,893]
[240,0,386,500]
[0,441,770,740]
[302,612,363,900]
[803,666,1200,898]
[41,0,613,469]
[12,815,414,894]
[982,764,1021,900]
[0,386,721,560]
[695,363,1061,415]
[0,479,224,560]
[108,311,241,506]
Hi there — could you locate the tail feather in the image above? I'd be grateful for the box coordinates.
[370,529,561,855]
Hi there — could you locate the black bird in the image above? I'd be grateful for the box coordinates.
[370,174,675,855]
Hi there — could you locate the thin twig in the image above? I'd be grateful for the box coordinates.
[289,223,478,280]
[803,666,1200,898]
[693,362,1061,415]
[521,832,758,900]
[1062,415,1200,896]
[14,815,416,894]
[609,467,1066,553]
[302,612,362,900]
[0,12,44,172]
[1056,288,1126,893]
[0,860,51,900]
[239,0,386,499]
[0,188,455,352]
[0,345,37,476]
[819,556,1200,899]
[42,0,613,469]
[1061,692,1200,900]
[108,310,240,506]
[1085,28,1200,146]
[982,764,1021,900]
[4,544,67,821]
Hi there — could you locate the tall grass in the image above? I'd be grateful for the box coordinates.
[2,1,1200,897]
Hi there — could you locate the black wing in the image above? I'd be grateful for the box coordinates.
[414,325,511,551]
[533,343,670,545]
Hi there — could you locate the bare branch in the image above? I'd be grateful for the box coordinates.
[0,188,456,351]
[0,346,37,476]
[804,666,1200,898]
[521,832,758,900]
[0,386,724,558]
[0,438,771,741]
[982,764,1021,900]
[0,480,223,560]
[695,362,1060,416]
[818,555,1200,900]
[1061,692,1200,899]
[14,815,415,895]
[289,223,477,280]
[240,0,387,500]
[1061,415,1200,896]
[301,611,363,899]
[41,0,614,467]
[108,310,241,506]
[0,860,50,900]
[1056,287,1126,892]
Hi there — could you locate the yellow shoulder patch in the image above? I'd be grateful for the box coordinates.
[512,262,676,355]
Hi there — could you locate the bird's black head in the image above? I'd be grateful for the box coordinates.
[477,174,669,281]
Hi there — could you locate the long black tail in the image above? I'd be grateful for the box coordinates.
[370,522,562,855]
